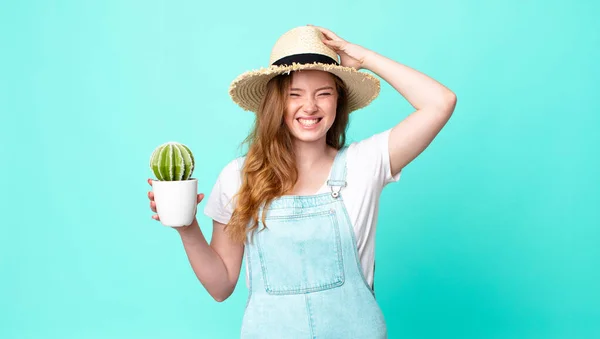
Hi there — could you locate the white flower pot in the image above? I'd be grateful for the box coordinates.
[151,178,198,227]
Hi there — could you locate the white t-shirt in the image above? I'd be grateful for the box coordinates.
[203,128,400,289]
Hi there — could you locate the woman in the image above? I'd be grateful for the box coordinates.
[148,25,456,338]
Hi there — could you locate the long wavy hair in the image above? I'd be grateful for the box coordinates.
[224,71,350,245]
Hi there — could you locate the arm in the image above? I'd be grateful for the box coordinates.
[362,51,457,176]
[148,178,244,302]
[176,218,244,302]
[313,25,457,176]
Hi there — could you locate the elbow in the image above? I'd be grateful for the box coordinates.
[445,90,457,112]
[447,90,457,105]
[447,91,457,111]
[436,90,457,116]
[424,89,456,114]
[211,286,235,303]
[212,293,229,303]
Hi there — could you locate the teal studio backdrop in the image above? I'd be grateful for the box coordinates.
[1,0,598,338]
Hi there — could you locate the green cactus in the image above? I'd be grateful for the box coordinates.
[150,142,195,181]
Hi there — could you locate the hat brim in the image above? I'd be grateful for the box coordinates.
[229,62,380,113]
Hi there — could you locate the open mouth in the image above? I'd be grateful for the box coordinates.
[297,117,322,127]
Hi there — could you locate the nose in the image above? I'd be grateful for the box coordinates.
[302,97,318,114]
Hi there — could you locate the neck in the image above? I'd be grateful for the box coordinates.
[292,138,331,170]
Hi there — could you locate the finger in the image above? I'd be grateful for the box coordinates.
[150,200,157,212]
[310,25,343,41]
[197,193,205,204]
[322,38,345,49]
[152,214,160,221]
[148,191,154,201]
[148,178,153,186]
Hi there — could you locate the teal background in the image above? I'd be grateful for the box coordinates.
[1,0,598,338]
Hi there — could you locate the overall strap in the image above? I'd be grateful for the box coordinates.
[326,146,349,198]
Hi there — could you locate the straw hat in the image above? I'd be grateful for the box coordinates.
[229,26,380,113]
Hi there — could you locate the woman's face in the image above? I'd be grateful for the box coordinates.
[284,70,338,144]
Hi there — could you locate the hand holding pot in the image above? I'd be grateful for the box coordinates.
[148,178,204,229]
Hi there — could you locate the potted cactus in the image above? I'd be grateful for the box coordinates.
[149,141,197,227]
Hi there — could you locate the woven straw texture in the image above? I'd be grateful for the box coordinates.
[229,26,380,113]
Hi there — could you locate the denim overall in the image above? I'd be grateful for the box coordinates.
[239,147,387,338]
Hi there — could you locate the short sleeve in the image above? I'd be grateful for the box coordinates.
[203,158,243,225]
[349,128,400,188]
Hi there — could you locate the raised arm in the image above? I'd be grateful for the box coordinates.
[313,25,457,177]
[362,52,456,176]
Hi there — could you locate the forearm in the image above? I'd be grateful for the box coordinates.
[363,50,455,110]
[176,220,234,302]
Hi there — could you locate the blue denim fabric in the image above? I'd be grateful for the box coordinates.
[240,147,388,338]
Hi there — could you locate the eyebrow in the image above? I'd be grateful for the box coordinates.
[290,86,334,92]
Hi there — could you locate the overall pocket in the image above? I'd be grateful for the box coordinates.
[256,209,345,295]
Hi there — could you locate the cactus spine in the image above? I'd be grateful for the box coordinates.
[150,142,195,181]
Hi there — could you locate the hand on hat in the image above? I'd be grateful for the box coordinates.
[309,25,372,70]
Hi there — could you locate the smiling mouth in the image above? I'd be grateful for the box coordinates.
[297,117,322,127]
